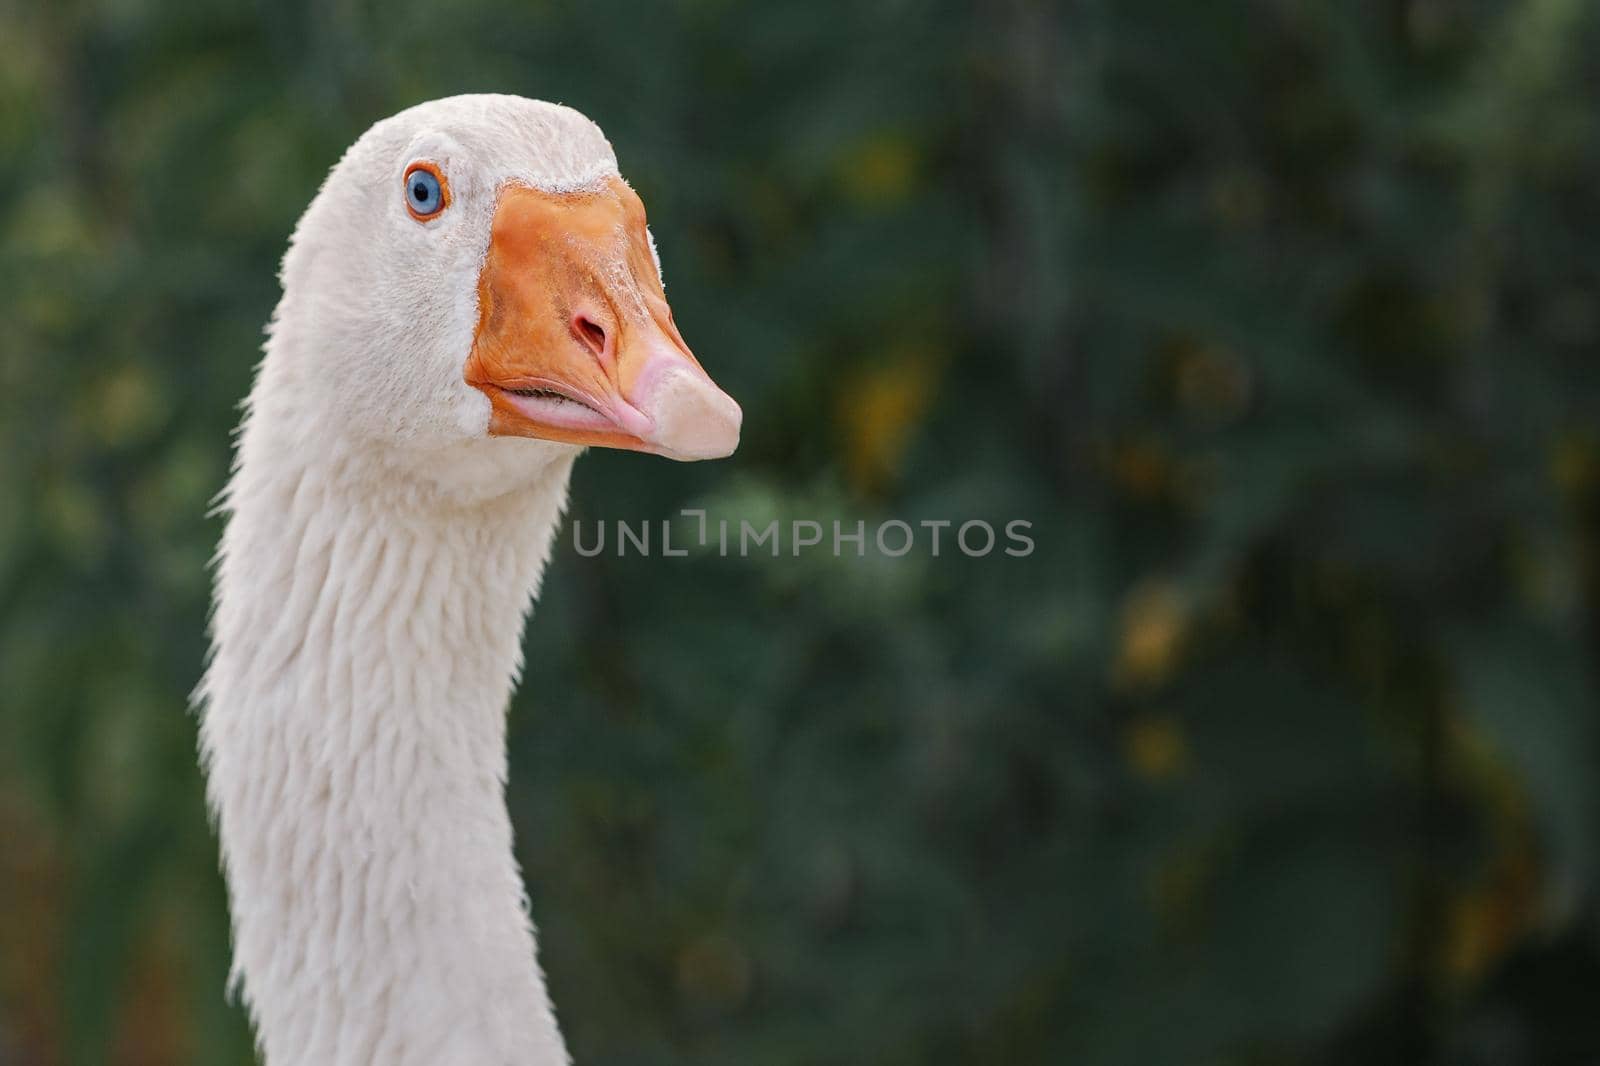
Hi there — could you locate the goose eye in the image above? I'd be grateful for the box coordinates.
[403,164,447,220]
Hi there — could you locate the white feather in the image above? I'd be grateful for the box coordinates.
[198,95,628,1065]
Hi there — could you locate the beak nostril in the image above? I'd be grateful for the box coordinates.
[573,314,609,361]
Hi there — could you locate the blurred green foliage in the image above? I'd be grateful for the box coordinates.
[3,0,1600,1063]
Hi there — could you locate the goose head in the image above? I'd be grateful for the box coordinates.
[266,94,740,488]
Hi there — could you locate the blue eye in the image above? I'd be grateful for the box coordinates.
[404,165,446,219]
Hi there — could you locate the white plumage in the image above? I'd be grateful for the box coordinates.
[198,95,739,1065]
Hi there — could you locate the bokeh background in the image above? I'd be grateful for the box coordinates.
[4,0,1600,1063]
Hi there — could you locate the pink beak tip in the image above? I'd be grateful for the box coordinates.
[633,359,742,461]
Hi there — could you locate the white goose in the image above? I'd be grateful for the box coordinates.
[198,95,741,1065]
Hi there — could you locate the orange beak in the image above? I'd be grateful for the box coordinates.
[464,177,741,461]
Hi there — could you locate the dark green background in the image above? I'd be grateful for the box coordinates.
[3,1,1599,1063]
